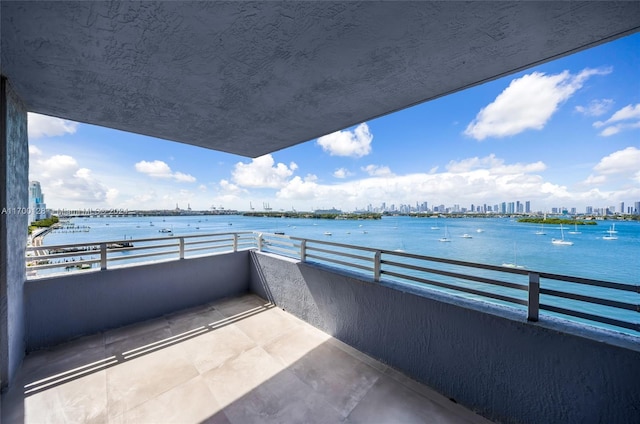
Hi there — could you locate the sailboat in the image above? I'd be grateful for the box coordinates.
[535,224,546,235]
[438,226,451,242]
[567,222,581,235]
[603,224,618,240]
[552,225,573,245]
[430,219,440,230]
[502,242,525,268]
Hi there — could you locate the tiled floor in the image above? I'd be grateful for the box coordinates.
[1,294,493,423]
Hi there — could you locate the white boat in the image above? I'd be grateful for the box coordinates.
[552,225,573,245]
[439,226,451,242]
[159,228,172,233]
[567,223,581,235]
[502,242,525,269]
[460,234,472,239]
[324,231,332,236]
[476,229,484,233]
[535,224,546,235]
[603,224,618,240]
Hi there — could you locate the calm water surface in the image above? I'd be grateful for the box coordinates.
[42,215,640,335]
[44,215,639,284]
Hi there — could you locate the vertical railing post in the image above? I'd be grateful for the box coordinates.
[257,233,263,251]
[100,243,107,270]
[179,237,185,259]
[374,250,381,282]
[233,233,238,252]
[528,272,540,321]
[300,239,307,262]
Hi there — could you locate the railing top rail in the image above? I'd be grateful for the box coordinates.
[258,232,638,294]
[27,231,254,252]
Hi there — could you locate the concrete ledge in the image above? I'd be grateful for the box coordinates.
[249,251,640,424]
[25,251,250,350]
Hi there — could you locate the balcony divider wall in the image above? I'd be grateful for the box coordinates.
[25,252,250,350]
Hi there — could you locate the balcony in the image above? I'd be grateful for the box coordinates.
[3,232,640,423]
[2,294,490,423]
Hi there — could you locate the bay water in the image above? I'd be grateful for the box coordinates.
[41,215,640,335]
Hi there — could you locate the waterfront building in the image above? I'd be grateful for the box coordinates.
[28,180,47,223]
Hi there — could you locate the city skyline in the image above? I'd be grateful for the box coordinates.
[27,33,640,212]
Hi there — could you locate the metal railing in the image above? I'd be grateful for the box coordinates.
[25,231,639,334]
[26,231,255,276]
[257,232,640,334]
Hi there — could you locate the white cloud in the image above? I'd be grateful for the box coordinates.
[198,184,208,192]
[27,112,79,139]
[134,160,196,183]
[575,99,614,117]
[30,154,115,204]
[231,154,297,188]
[593,147,640,175]
[446,154,546,174]
[580,147,640,187]
[593,104,640,137]
[361,164,394,177]
[333,168,353,179]
[269,154,584,210]
[465,67,612,140]
[29,145,43,156]
[317,123,373,157]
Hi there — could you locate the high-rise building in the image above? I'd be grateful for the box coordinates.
[586,206,593,214]
[634,201,640,215]
[620,202,625,215]
[28,181,47,223]
[525,201,531,214]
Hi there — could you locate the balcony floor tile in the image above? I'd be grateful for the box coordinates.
[2,294,493,424]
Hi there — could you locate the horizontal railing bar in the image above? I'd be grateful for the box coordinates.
[381,249,531,275]
[184,238,233,246]
[540,304,639,332]
[264,245,299,256]
[539,273,637,293]
[383,270,529,306]
[263,239,297,248]
[184,244,234,253]
[108,250,180,262]
[27,231,254,251]
[540,288,638,312]
[27,259,101,271]
[306,246,373,263]
[108,243,178,253]
[381,259,528,291]
[291,237,380,253]
[26,250,101,261]
[306,254,374,272]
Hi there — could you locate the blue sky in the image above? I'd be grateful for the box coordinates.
[28,33,639,213]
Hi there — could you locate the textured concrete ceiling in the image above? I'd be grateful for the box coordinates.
[2,2,639,157]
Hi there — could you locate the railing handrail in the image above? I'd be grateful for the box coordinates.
[268,233,637,291]
[257,232,640,333]
[26,231,639,333]
[26,231,254,252]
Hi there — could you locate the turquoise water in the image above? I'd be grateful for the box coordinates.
[43,214,639,284]
[42,215,639,334]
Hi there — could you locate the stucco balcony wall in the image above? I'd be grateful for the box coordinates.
[249,250,640,424]
[25,251,250,350]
